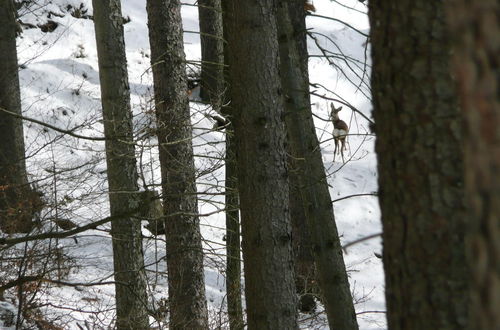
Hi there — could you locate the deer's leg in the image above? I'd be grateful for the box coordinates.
[340,139,346,163]
[333,138,338,162]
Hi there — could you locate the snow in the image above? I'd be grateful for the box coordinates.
[1,0,385,328]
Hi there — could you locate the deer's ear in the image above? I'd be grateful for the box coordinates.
[330,102,334,110]
[337,106,343,111]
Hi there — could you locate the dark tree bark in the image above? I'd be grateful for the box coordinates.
[225,0,298,328]
[288,164,317,313]
[198,0,224,110]
[92,1,149,328]
[369,2,469,329]
[223,131,244,330]
[146,0,209,328]
[285,0,317,314]
[220,2,244,328]
[277,0,358,327]
[447,1,499,329]
[0,0,35,234]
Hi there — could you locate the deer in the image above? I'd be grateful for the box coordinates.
[330,103,349,163]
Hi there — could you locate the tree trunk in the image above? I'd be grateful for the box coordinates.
[285,0,317,314]
[289,162,317,313]
[0,0,34,234]
[447,1,499,329]
[225,1,298,329]
[91,1,149,328]
[224,130,244,330]
[369,2,469,329]
[277,1,358,327]
[220,2,244,328]
[198,0,224,110]
[145,0,209,328]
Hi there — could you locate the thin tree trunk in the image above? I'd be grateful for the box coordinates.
[0,0,34,234]
[369,2,469,329]
[198,0,223,110]
[225,0,298,328]
[276,1,358,328]
[224,130,244,330]
[220,2,244,328]
[447,1,499,329]
[145,0,209,328]
[286,0,317,315]
[287,2,319,313]
[288,161,317,313]
[92,1,149,328]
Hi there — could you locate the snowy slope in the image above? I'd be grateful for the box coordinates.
[2,0,385,328]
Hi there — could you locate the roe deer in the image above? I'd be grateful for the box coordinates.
[330,103,349,163]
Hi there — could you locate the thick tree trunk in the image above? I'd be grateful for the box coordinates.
[277,1,358,327]
[447,1,499,329]
[145,0,209,328]
[0,0,34,234]
[91,1,149,328]
[198,0,223,110]
[369,2,469,329]
[220,2,244,328]
[225,0,298,329]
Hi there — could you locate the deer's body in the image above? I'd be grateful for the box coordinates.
[330,103,349,162]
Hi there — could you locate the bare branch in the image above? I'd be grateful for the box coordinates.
[307,13,369,38]
[342,233,382,252]
[0,106,107,141]
[332,193,377,203]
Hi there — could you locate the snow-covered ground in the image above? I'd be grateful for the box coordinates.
[1,0,385,328]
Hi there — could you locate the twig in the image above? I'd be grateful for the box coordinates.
[342,233,382,252]
[308,13,369,38]
[332,192,377,203]
[0,107,107,141]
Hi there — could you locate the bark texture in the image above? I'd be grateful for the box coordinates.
[285,0,317,314]
[0,0,34,233]
[277,0,358,327]
[198,0,224,109]
[224,131,244,330]
[92,0,149,328]
[288,164,317,313]
[447,1,500,329]
[225,0,298,328]
[220,2,244,328]
[146,0,209,328]
[369,2,469,329]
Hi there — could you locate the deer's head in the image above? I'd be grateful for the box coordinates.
[330,103,343,121]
